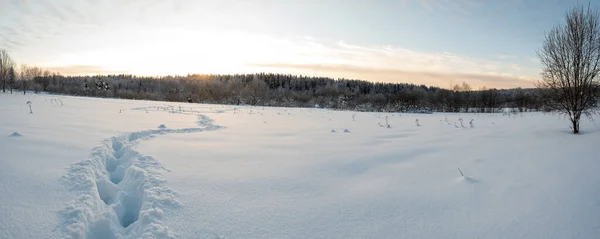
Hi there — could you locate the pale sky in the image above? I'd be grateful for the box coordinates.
[0,0,594,88]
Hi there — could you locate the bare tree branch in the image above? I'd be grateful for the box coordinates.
[537,4,600,134]
[0,49,16,93]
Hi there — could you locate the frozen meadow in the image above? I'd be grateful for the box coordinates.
[1,92,599,239]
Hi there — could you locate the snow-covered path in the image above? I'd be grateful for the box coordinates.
[60,112,222,238]
[1,93,227,238]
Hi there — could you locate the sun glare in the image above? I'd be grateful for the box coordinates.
[49,28,307,76]
[40,27,537,88]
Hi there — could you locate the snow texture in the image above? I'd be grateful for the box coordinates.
[60,111,221,238]
[1,92,600,239]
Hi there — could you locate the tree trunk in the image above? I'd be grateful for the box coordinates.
[572,119,580,134]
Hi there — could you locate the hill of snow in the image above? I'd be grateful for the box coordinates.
[1,93,599,239]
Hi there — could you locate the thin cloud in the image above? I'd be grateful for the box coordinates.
[0,1,540,88]
[417,0,482,17]
[44,65,129,76]
[38,0,67,22]
[250,63,537,89]
[0,36,25,49]
[37,30,539,89]
[496,54,518,60]
[255,37,540,88]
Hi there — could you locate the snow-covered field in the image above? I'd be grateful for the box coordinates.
[1,92,599,239]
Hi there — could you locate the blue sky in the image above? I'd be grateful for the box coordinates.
[0,0,595,88]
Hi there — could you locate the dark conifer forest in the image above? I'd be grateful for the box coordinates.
[19,73,544,113]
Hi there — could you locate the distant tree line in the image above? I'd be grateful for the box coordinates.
[7,3,600,135]
[7,72,544,113]
[0,47,551,113]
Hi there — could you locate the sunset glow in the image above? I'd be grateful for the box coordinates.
[2,0,586,88]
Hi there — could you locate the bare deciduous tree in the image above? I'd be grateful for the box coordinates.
[8,67,15,94]
[22,65,44,94]
[537,4,600,134]
[0,49,15,93]
[20,65,30,95]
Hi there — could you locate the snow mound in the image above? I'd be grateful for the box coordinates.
[457,176,480,184]
[9,132,22,137]
[331,129,337,133]
[343,129,351,133]
[158,124,167,129]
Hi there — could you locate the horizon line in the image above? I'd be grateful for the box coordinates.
[35,70,537,90]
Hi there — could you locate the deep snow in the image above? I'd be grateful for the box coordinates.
[1,92,599,239]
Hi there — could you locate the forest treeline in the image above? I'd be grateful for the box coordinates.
[13,72,543,113]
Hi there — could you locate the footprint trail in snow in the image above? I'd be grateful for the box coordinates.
[59,108,222,239]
